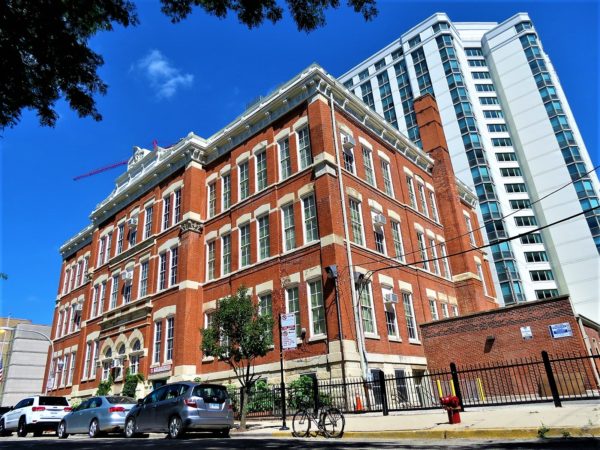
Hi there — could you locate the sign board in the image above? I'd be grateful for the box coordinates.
[281,313,297,350]
[150,363,172,374]
[520,326,533,340]
[549,322,573,339]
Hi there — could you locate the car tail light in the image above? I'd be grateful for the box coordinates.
[184,399,197,408]
[64,407,72,412]
[109,406,125,413]
[32,407,45,412]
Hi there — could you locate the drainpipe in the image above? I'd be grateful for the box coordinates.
[328,90,369,380]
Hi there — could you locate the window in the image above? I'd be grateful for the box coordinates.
[496,152,517,161]
[488,123,508,133]
[117,223,125,254]
[285,287,301,337]
[239,161,249,200]
[153,321,162,363]
[240,224,251,267]
[258,215,270,260]
[144,205,153,239]
[510,199,531,210]
[82,342,91,379]
[476,262,488,295]
[465,215,475,245]
[358,68,369,80]
[381,160,393,197]
[390,221,405,261]
[521,232,543,244]
[303,195,318,243]
[505,183,527,193]
[536,289,559,299]
[416,231,429,270]
[208,183,217,218]
[362,146,375,186]
[92,340,99,379]
[222,174,231,210]
[207,241,216,280]
[139,260,149,297]
[484,110,504,119]
[62,268,70,294]
[440,302,448,318]
[515,216,537,226]
[222,234,231,275]
[374,224,386,254]
[282,204,296,251]
[97,239,105,267]
[102,350,111,381]
[500,167,522,177]
[530,270,554,281]
[98,281,106,315]
[110,275,119,309]
[174,189,181,223]
[342,141,355,173]
[67,352,76,385]
[417,183,428,216]
[360,82,375,110]
[256,150,268,191]
[374,58,386,70]
[383,286,399,338]
[123,281,131,304]
[465,48,483,57]
[470,60,488,67]
[359,284,375,334]
[130,349,140,374]
[492,137,513,147]
[297,127,312,169]
[408,35,421,47]
[402,292,418,341]
[406,175,417,208]
[162,195,172,230]
[158,252,167,290]
[279,137,292,180]
[91,284,99,318]
[258,293,272,317]
[452,305,459,317]
[430,239,440,275]
[440,243,451,278]
[429,191,439,222]
[308,279,325,336]
[429,299,439,321]
[525,251,549,262]
[472,71,491,79]
[349,199,364,245]
[128,224,137,248]
[105,232,112,263]
[480,97,499,105]
[165,317,174,361]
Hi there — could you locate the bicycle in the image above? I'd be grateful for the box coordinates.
[291,397,345,438]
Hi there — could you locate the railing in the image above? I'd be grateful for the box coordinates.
[227,351,599,419]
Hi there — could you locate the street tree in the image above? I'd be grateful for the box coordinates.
[0,0,377,130]
[201,287,274,429]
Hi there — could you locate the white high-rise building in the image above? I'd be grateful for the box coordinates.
[339,13,600,321]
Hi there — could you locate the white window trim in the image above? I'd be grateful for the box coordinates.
[281,203,296,252]
[307,278,326,340]
[301,194,318,246]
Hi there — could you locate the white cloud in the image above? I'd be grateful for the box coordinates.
[135,50,194,99]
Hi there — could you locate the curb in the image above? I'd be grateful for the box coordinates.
[266,426,600,440]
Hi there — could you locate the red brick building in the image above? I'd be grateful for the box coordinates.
[46,65,497,400]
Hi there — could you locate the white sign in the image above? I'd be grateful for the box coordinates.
[549,322,573,339]
[281,313,297,350]
[520,326,533,340]
[150,363,172,374]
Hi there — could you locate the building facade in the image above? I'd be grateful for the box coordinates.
[46,65,497,401]
[339,13,600,321]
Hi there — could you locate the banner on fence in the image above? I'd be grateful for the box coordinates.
[281,313,297,350]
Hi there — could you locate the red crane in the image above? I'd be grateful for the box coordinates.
[73,160,129,181]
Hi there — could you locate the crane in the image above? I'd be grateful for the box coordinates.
[72,160,129,181]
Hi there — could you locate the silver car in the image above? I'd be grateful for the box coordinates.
[124,382,234,439]
[57,396,136,438]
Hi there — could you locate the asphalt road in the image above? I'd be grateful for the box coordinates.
[0,435,598,450]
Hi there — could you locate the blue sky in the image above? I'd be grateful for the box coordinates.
[1,1,598,325]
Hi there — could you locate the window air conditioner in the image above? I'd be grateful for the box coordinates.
[342,135,356,151]
[384,293,399,304]
[127,217,138,227]
[373,213,387,227]
[75,303,83,312]
[121,270,134,281]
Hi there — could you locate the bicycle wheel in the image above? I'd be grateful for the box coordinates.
[292,409,311,437]
[321,407,345,438]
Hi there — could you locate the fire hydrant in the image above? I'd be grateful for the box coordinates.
[440,395,461,424]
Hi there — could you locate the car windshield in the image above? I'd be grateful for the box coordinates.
[106,396,136,404]
[192,385,228,403]
[39,396,69,406]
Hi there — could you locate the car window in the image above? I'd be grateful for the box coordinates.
[89,398,102,408]
[192,385,228,404]
[165,385,182,400]
[14,399,27,410]
[145,386,168,405]
[25,398,34,408]
[39,396,69,406]
[75,400,89,411]
[106,396,136,404]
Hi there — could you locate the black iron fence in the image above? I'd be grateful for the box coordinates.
[228,351,600,419]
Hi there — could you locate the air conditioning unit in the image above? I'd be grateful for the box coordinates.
[121,270,134,281]
[384,293,399,304]
[342,134,355,151]
[127,217,138,227]
[373,213,387,227]
[75,303,83,312]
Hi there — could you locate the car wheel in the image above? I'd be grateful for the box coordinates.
[0,419,11,437]
[89,419,100,438]
[124,417,137,438]
[57,421,69,439]
[17,418,28,438]
[167,415,184,439]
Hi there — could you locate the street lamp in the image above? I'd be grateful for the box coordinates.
[0,326,54,394]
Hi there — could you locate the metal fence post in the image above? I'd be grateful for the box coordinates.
[450,362,465,412]
[312,377,320,415]
[541,351,562,407]
[378,370,389,416]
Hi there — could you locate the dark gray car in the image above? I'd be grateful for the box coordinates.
[124,382,233,439]
[57,396,136,438]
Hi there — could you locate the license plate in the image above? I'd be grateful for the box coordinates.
[208,403,220,410]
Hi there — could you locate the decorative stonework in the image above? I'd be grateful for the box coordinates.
[180,218,203,234]
[128,146,151,170]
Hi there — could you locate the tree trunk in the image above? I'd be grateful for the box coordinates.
[239,385,249,430]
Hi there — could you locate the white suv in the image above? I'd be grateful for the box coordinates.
[0,396,71,437]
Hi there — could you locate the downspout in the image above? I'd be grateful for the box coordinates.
[328,90,369,380]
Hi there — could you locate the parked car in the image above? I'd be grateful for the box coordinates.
[57,396,137,438]
[124,382,233,439]
[0,396,71,437]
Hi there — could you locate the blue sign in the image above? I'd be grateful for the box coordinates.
[549,322,573,339]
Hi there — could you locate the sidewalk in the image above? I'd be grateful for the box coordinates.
[234,402,600,440]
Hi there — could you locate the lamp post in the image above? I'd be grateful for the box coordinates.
[0,326,54,394]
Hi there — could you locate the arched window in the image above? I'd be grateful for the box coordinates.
[130,339,141,374]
